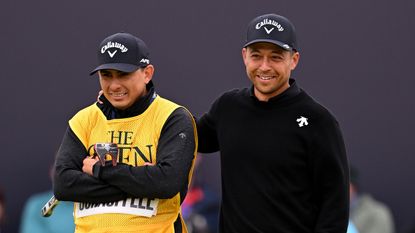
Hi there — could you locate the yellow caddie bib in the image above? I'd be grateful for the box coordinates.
[68,95,197,233]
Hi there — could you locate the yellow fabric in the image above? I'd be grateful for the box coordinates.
[68,96,197,233]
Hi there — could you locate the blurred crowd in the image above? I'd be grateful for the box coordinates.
[2,164,415,232]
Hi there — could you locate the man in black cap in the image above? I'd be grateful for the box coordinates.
[197,13,350,232]
[53,32,198,233]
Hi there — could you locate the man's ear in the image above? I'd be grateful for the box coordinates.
[242,47,248,66]
[143,65,154,84]
[290,52,300,71]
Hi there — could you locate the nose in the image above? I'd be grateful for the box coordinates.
[259,58,271,71]
[108,76,122,90]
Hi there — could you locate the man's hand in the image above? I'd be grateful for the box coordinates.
[83,157,100,175]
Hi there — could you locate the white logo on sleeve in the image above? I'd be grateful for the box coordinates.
[296,116,308,127]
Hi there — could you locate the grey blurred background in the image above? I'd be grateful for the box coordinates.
[1,0,414,232]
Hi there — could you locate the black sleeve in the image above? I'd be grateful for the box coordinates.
[96,107,196,199]
[196,96,221,153]
[53,127,128,203]
[312,115,350,233]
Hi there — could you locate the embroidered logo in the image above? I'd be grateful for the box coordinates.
[296,116,308,127]
[140,58,150,64]
[100,41,128,58]
[264,27,275,34]
[255,18,284,32]
[179,133,186,139]
[107,50,117,58]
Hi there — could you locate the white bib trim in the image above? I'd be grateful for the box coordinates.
[75,198,159,218]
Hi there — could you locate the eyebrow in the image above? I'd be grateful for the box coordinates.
[100,70,130,75]
[99,70,111,74]
[250,48,285,55]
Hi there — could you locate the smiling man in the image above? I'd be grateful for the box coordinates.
[242,42,299,101]
[53,32,198,233]
[196,13,350,233]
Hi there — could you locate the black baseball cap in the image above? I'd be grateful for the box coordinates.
[244,13,297,51]
[90,32,151,75]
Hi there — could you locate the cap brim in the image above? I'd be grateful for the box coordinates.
[244,39,294,51]
[89,63,141,76]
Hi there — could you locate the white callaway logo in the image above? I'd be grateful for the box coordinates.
[296,116,309,127]
[255,18,284,33]
[107,50,117,58]
[101,41,128,58]
[264,27,275,34]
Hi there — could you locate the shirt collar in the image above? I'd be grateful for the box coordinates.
[97,81,157,119]
[249,79,301,103]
